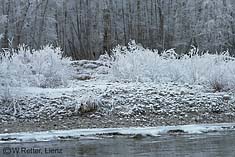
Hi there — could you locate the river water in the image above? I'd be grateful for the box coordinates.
[1,131,235,157]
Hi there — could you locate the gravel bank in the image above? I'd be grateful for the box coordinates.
[0,80,235,134]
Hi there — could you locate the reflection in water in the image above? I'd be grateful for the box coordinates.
[1,131,235,157]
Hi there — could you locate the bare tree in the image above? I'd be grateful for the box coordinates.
[0,0,235,59]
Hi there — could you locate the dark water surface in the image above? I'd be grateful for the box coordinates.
[1,131,235,157]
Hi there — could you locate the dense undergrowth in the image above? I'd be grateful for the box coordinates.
[110,41,235,92]
[0,45,75,99]
[1,41,235,97]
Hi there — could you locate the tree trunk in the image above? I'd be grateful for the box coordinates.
[103,6,111,56]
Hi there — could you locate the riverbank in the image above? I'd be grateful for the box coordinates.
[0,79,235,134]
[1,123,235,143]
[1,58,235,134]
[1,113,235,134]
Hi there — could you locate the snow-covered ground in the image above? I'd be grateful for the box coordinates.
[1,123,235,143]
[1,43,235,134]
[1,77,234,122]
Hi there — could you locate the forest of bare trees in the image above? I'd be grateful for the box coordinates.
[0,0,235,60]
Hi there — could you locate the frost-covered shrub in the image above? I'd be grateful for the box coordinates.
[111,41,161,82]
[77,94,103,114]
[0,45,74,89]
[110,41,235,91]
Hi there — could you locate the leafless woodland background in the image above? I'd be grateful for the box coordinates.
[0,0,235,60]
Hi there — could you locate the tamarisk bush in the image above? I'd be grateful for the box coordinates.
[110,41,235,91]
